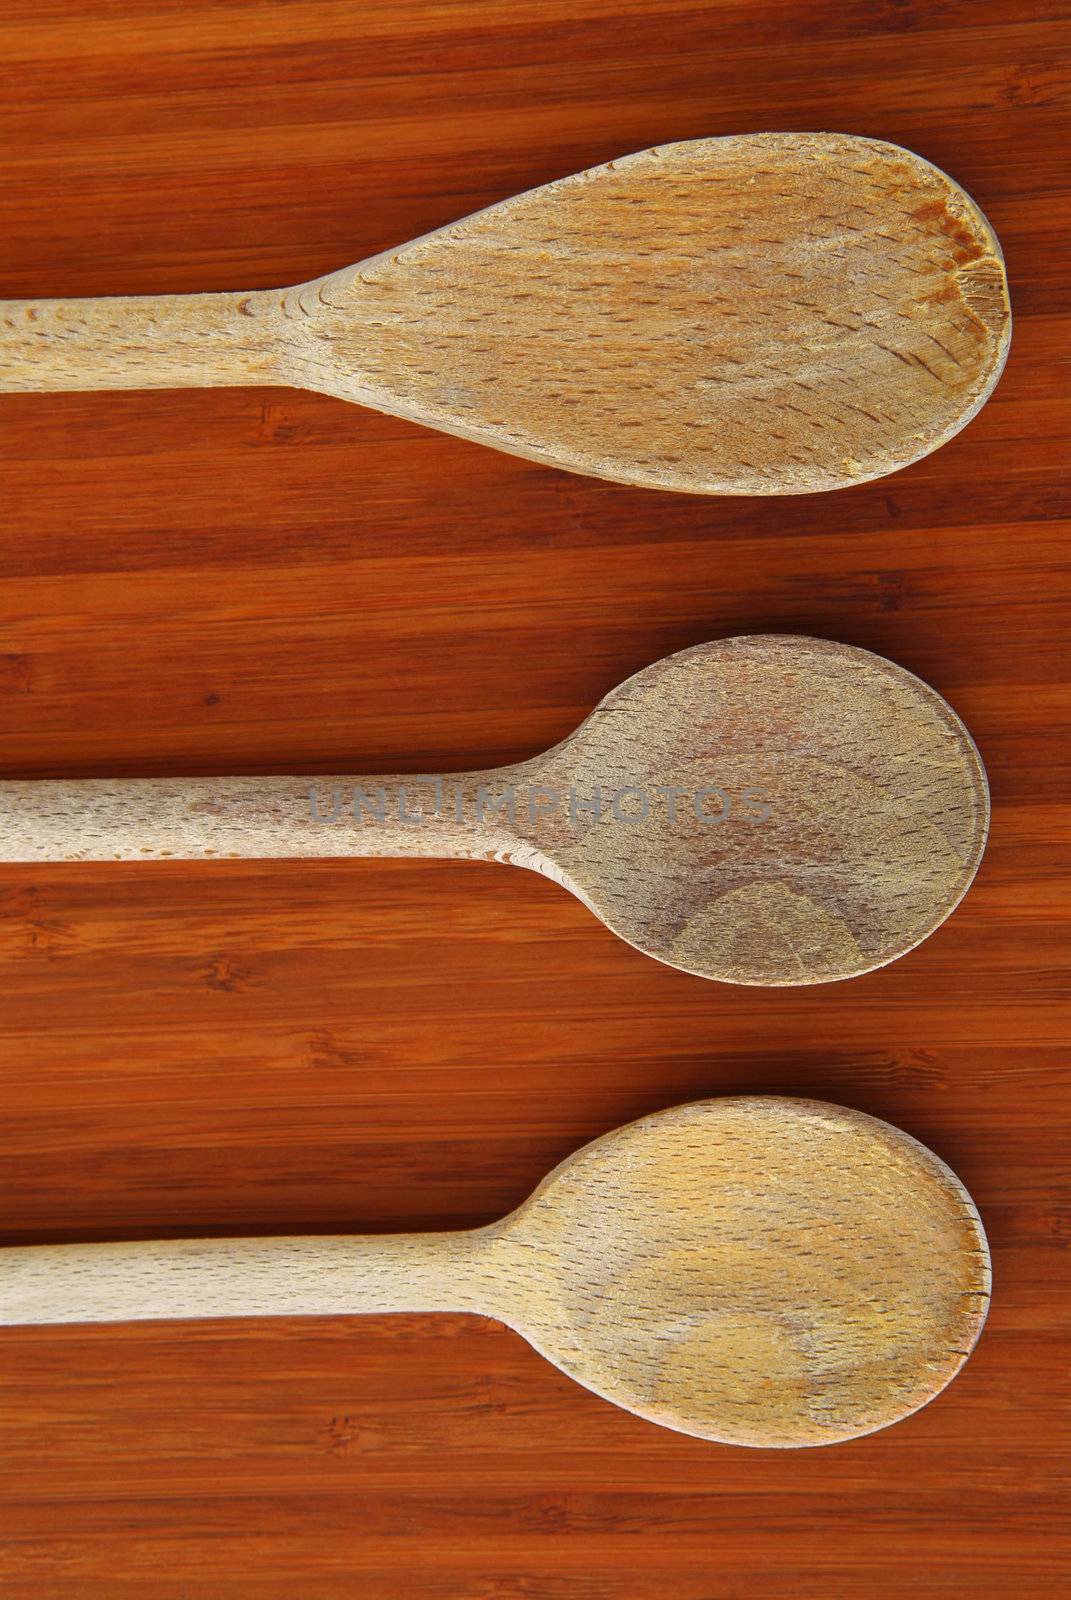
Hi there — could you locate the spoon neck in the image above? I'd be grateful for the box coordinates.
[0,1229,503,1327]
[0,771,534,864]
[302,770,534,862]
[0,287,286,394]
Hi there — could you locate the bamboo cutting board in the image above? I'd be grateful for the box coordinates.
[1,2,1067,1597]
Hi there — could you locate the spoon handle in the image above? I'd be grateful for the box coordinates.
[0,1231,498,1326]
[0,290,283,392]
[0,774,523,863]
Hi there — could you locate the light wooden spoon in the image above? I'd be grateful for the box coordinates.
[0,133,1009,495]
[0,636,989,985]
[0,1097,990,1447]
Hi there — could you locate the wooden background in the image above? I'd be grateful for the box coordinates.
[0,2,1068,1595]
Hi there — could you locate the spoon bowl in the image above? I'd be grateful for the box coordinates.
[496,1097,990,1446]
[525,634,990,982]
[0,133,1010,495]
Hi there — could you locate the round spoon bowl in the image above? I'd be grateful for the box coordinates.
[522,634,989,984]
[497,1097,990,1447]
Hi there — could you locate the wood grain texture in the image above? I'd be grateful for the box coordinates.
[0,0,1068,1596]
[0,132,1012,496]
[0,635,991,984]
[0,1098,992,1449]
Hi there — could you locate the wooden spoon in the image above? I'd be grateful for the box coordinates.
[0,636,988,985]
[0,1097,990,1447]
[0,133,1009,495]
